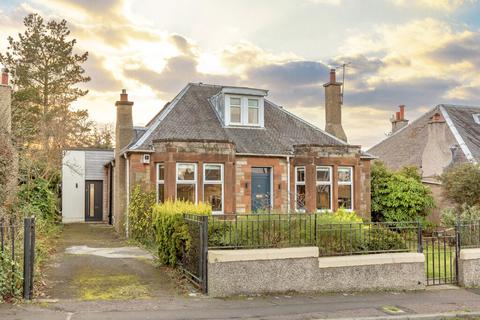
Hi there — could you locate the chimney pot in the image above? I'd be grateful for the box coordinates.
[120,89,128,102]
[329,69,336,83]
[396,111,400,121]
[1,68,8,86]
[399,105,405,120]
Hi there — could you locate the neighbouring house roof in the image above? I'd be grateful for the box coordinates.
[127,83,350,155]
[368,104,480,171]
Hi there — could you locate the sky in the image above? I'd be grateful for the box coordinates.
[1,0,480,148]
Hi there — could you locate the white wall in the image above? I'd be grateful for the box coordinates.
[62,150,85,223]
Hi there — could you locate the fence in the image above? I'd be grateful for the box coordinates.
[0,217,36,300]
[209,214,420,256]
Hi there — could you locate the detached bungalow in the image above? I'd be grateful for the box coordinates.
[61,70,373,231]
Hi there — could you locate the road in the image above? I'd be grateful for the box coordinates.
[1,287,480,319]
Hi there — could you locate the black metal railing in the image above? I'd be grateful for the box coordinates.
[458,220,480,248]
[209,213,419,256]
[0,216,36,300]
[179,214,208,294]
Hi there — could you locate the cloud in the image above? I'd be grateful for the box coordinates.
[82,54,123,92]
[429,32,480,66]
[391,0,475,11]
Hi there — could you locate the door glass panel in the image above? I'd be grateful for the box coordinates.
[89,184,95,217]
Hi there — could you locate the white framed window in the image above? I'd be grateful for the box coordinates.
[338,167,353,210]
[225,95,264,127]
[156,163,165,203]
[248,98,259,125]
[176,163,197,203]
[316,166,332,211]
[295,166,306,212]
[203,164,224,214]
[229,97,242,124]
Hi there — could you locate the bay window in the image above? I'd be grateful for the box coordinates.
[338,167,353,210]
[295,166,306,212]
[176,163,197,203]
[203,164,223,214]
[156,163,165,203]
[316,166,332,211]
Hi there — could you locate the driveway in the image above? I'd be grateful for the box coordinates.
[42,223,180,301]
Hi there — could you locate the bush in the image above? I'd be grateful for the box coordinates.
[317,208,363,225]
[359,227,408,252]
[17,178,58,221]
[152,200,211,266]
[0,251,22,302]
[441,204,480,227]
[371,161,434,223]
[440,163,480,207]
[128,186,156,246]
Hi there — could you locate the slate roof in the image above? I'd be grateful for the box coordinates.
[128,83,349,155]
[367,104,480,170]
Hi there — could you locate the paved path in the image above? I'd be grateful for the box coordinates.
[1,287,480,319]
[41,223,180,301]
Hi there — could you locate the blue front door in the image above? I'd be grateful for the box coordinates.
[251,167,271,212]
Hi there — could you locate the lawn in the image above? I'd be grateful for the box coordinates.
[423,245,457,284]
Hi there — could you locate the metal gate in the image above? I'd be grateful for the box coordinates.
[179,214,208,293]
[422,228,459,286]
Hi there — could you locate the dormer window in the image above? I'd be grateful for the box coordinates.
[229,97,242,124]
[211,86,268,128]
[248,99,259,125]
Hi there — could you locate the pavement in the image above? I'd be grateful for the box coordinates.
[1,223,480,319]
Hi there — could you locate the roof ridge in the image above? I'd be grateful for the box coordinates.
[265,99,348,146]
[439,105,476,163]
[439,104,480,109]
[130,83,192,150]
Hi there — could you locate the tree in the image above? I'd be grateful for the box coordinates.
[371,161,434,223]
[440,163,480,207]
[0,13,92,166]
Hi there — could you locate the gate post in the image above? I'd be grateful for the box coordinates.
[417,221,423,253]
[199,215,208,294]
[23,216,35,300]
[455,217,461,284]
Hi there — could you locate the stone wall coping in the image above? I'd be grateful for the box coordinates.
[460,248,480,260]
[208,247,319,263]
[318,252,425,268]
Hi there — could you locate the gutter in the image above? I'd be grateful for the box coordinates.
[124,153,130,238]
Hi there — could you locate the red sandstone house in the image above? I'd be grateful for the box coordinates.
[61,70,373,233]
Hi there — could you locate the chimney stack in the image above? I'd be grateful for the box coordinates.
[114,89,134,233]
[421,111,451,178]
[390,105,409,134]
[324,69,347,142]
[0,68,12,134]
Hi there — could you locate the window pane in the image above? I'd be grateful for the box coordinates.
[177,164,195,181]
[338,185,352,209]
[317,168,330,182]
[296,185,306,210]
[248,99,258,107]
[316,184,331,210]
[230,106,241,123]
[230,97,241,106]
[205,164,221,181]
[177,184,195,203]
[158,184,165,203]
[296,167,305,182]
[204,184,222,211]
[248,107,259,124]
[158,164,165,181]
[338,168,352,182]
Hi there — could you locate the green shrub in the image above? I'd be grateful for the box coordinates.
[359,227,408,252]
[152,200,211,266]
[128,185,156,246]
[317,208,363,225]
[441,204,480,227]
[18,178,58,221]
[371,161,434,223]
[0,251,23,302]
[440,163,480,207]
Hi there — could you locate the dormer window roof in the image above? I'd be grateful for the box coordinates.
[473,114,480,124]
[210,86,268,128]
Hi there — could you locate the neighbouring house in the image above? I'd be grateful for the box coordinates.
[368,104,480,222]
[61,69,373,231]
